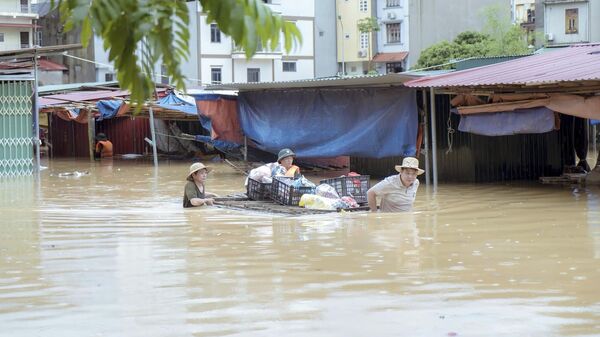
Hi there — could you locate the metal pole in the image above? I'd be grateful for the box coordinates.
[87,111,95,161]
[243,135,248,162]
[338,15,345,76]
[33,48,40,172]
[422,90,430,186]
[429,87,438,191]
[149,107,158,166]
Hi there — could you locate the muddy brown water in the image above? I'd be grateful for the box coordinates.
[1,158,599,337]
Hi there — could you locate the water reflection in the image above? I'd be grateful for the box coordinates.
[0,159,599,336]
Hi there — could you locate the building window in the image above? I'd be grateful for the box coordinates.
[210,23,221,43]
[160,65,169,84]
[105,73,114,82]
[262,0,272,3]
[20,32,29,48]
[360,32,369,49]
[0,33,4,43]
[386,62,403,73]
[345,33,350,39]
[211,67,222,84]
[386,0,401,7]
[386,23,401,43]
[282,61,296,72]
[247,68,260,82]
[565,8,578,34]
[20,0,28,13]
[359,0,368,12]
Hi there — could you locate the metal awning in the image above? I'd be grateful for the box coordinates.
[205,73,420,91]
[372,52,409,63]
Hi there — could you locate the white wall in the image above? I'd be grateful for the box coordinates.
[281,0,314,17]
[200,57,232,85]
[199,15,232,55]
[0,0,25,13]
[233,59,273,83]
[284,19,314,57]
[376,0,409,54]
[0,28,28,50]
[545,1,589,44]
[274,59,314,81]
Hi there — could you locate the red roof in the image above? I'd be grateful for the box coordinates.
[405,43,600,88]
[372,52,408,63]
[38,59,68,71]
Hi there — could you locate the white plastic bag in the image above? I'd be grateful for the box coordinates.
[315,183,340,199]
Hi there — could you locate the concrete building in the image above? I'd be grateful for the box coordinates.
[314,0,338,77]
[335,0,375,76]
[540,0,600,46]
[512,0,536,45]
[0,0,38,51]
[373,0,409,74]
[407,0,511,69]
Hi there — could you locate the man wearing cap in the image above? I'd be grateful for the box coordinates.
[276,148,301,178]
[183,162,219,208]
[367,157,424,212]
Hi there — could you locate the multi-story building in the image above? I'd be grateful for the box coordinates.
[0,0,38,51]
[373,0,409,74]
[314,0,338,78]
[336,0,375,76]
[512,0,536,45]
[539,0,600,46]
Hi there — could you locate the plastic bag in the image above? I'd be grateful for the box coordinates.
[341,196,359,208]
[292,176,316,188]
[299,194,338,210]
[247,163,280,185]
[316,183,340,199]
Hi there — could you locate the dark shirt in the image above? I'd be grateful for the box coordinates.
[183,181,205,208]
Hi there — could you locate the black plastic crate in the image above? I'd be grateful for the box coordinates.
[271,176,316,206]
[246,177,272,201]
[319,175,370,204]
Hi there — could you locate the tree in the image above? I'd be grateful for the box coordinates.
[357,17,379,73]
[54,0,302,109]
[413,4,529,70]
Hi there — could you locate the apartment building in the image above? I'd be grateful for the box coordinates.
[540,0,600,46]
[373,0,409,73]
[336,0,375,75]
[0,0,38,51]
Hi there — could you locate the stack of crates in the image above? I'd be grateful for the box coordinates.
[246,177,272,201]
[271,176,316,206]
[319,175,370,204]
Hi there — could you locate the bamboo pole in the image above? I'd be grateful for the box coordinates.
[87,111,95,161]
[430,87,438,191]
[149,107,158,166]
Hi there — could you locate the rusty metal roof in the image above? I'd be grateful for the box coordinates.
[405,44,600,89]
[372,52,409,63]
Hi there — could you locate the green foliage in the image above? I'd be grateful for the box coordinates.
[53,0,302,110]
[413,5,529,70]
[357,17,379,34]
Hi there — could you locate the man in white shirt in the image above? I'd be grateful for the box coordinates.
[367,157,424,212]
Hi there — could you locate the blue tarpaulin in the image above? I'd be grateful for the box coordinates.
[592,119,600,125]
[157,93,198,115]
[458,107,556,136]
[237,88,417,158]
[96,100,123,121]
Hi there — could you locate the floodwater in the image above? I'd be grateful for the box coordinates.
[1,158,600,337]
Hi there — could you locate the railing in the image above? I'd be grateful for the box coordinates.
[232,42,281,54]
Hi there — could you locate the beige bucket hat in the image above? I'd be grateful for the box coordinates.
[187,162,212,181]
[395,157,425,175]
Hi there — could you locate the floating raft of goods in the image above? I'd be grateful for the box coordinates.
[214,196,370,216]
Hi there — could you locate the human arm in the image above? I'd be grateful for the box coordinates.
[367,187,378,212]
[185,182,215,207]
[189,197,214,206]
[204,192,220,198]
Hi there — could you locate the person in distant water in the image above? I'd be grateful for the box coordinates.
[94,133,113,159]
[276,148,301,178]
[183,162,219,208]
[367,157,424,212]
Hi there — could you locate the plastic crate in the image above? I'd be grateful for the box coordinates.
[246,177,272,201]
[319,175,370,204]
[271,176,316,206]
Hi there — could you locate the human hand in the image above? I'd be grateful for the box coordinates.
[204,198,215,206]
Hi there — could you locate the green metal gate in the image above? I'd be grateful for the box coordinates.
[0,80,34,177]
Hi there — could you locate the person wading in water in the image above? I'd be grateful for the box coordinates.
[183,162,219,208]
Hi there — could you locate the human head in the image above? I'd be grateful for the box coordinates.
[187,162,212,182]
[395,157,424,186]
[96,133,108,141]
[277,148,296,169]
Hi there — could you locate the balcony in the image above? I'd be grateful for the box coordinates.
[232,42,282,59]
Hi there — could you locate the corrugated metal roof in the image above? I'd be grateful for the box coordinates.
[205,73,420,91]
[372,52,408,63]
[405,43,600,88]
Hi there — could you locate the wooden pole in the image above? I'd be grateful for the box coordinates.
[149,106,158,166]
[429,87,438,191]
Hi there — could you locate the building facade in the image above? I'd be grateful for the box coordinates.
[314,0,338,78]
[540,0,600,46]
[0,0,37,51]
[373,0,409,74]
[335,0,375,75]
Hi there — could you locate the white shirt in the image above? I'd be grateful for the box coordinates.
[369,175,419,212]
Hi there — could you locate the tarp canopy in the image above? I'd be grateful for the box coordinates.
[237,88,418,158]
[191,93,242,144]
[96,100,123,120]
[458,107,557,136]
[157,93,197,115]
